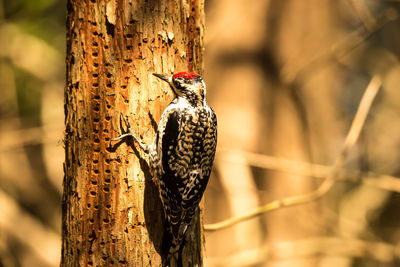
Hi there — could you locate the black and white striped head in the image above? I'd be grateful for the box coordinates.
[153,72,206,106]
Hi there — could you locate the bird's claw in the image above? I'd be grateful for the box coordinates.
[112,113,133,141]
[121,113,131,130]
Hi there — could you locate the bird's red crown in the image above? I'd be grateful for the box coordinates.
[172,72,200,79]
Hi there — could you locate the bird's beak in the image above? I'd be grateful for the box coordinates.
[153,73,179,95]
[153,73,170,83]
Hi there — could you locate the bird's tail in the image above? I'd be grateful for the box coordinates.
[165,238,183,267]
[162,224,187,267]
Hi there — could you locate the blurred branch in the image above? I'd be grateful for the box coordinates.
[206,236,399,266]
[217,150,400,193]
[347,0,376,31]
[0,189,60,266]
[205,76,381,232]
[0,122,63,153]
[281,9,397,84]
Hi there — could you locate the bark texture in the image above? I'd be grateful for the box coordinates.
[62,0,205,266]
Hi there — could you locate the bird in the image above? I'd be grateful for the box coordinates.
[113,72,217,266]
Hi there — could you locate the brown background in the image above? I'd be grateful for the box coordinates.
[1,0,400,266]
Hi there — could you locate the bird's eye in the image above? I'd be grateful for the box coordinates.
[173,79,182,89]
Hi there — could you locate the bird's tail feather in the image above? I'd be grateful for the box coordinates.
[162,224,186,267]
[165,240,183,267]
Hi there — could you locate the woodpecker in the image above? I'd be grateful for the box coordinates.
[113,72,217,266]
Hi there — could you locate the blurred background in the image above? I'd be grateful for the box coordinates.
[1,0,400,266]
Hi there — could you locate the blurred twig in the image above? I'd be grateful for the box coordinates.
[0,123,63,153]
[347,0,377,31]
[204,76,382,231]
[217,150,400,193]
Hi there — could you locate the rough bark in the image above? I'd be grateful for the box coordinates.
[62,0,205,266]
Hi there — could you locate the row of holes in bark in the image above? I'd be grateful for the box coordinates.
[92,103,112,115]
[89,28,108,162]
[88,217,110,224]
[86,16,129,227]
[73,10,129,265]
[89,159,113,195]
[91,82,113,89]
[86,11,160,65]
[87,203,112,210]
[89,26,113,92]
[90,176,112,185]
[87,260,127,266]
[85,238,119,248]
[91,75,123,90]
[90,30,140,64]
[89,186,111,196]
[92,116,111,123]
[89,28,118,151]
[87,259,127,266]
[89,27,153,89]
[77,248,127,267]
[90,177,112,185]
[89,85,114,205]
[92,72,112,78]
[91,175,111,185]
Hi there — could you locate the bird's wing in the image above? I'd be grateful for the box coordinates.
[158,107,217,240]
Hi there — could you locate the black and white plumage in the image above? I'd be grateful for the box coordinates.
[113,72,217,265]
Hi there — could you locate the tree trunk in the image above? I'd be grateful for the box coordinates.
[62,0,205,266]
